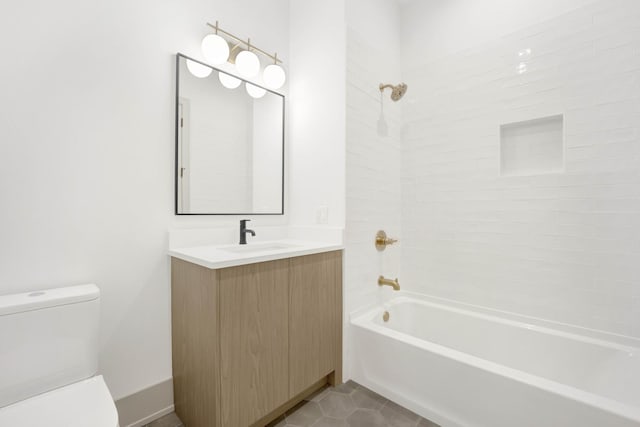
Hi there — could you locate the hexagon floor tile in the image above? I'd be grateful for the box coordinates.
[147,381,440,427]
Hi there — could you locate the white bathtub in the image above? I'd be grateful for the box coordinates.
[350,294,640,427]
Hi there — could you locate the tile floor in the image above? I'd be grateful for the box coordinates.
[144,412,183,427]
[144,381,440,427]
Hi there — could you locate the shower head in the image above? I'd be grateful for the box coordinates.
[379,83,408,101]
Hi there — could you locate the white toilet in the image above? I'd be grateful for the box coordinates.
[0,284,119,427]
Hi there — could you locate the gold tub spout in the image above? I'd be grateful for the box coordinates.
[378,276,400,291]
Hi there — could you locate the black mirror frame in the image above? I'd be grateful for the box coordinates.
[174,53,285,216]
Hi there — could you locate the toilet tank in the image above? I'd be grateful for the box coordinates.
[0,284,100,408]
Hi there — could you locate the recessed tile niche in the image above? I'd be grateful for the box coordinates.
[500,115,564,176]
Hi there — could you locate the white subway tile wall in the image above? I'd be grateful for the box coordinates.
[401,0,640,337]
[345,27,403,316]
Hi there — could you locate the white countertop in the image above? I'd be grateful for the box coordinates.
[169,239,344,269]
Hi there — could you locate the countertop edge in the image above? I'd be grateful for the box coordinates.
[168,244,344,269]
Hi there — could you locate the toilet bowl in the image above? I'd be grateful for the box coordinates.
[0,284,119,426]
[0,376,118,427]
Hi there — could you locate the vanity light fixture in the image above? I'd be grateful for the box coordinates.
[189,21,286,89]
[263,61,286,89]
[235,48,260,78]
[202,33,229,64]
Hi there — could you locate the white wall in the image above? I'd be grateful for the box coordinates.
[0,0,289,401]
[289,0,346,227]
[400,0,640,336]
[344,0,403,379]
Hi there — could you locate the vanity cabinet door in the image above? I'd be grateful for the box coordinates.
[171,258,221,427]
[218,259,290,427]
[288,251,342,397]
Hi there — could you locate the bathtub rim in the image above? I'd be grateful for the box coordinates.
[350,290,640,349]
[350,293,640,424]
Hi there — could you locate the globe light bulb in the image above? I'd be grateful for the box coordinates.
[186,59,212,78]
[202,34,229,65]
[218,72,241,89]
[263,64,286,89]
[235,50,260,78]
[246,83,266,99]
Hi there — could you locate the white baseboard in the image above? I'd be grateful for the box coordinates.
[124,405,175,427]
[115,378,174,427]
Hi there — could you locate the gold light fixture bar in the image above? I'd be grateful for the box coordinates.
[206,21,283,65]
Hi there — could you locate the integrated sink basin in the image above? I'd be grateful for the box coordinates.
[220,242,301,254]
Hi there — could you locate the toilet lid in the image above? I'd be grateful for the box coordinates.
[0,375,118,427]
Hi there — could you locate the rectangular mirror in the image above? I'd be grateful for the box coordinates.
[175,53,284,215]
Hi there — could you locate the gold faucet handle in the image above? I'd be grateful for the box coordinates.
[375,230,398,251]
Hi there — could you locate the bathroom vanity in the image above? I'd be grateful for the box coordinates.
[170,242,342,427]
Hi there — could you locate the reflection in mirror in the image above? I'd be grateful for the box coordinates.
[175,54,284,215]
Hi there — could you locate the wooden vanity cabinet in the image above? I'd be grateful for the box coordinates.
[171,251,342,427]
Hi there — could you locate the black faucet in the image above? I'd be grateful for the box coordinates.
[239,219,256,245]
